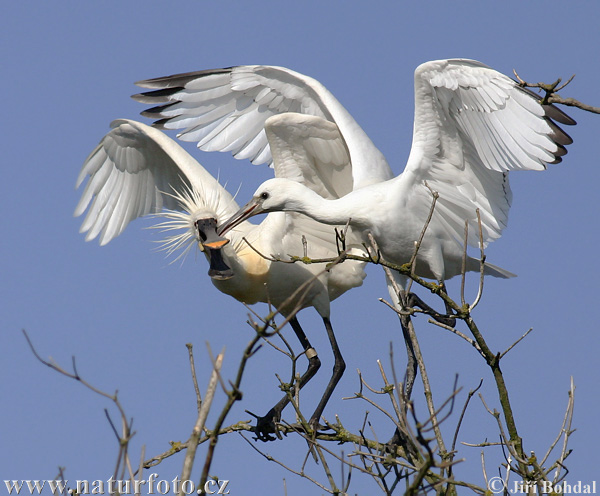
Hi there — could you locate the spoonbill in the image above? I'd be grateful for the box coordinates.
[129,64,402,432]
[219,59,575,287]
[75,111,387,438]
[131,59,571,412]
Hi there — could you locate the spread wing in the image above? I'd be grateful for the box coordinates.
[75,119,247,245]
[133,65,392,188]
[262,111,366,274]
[265,113,353,199]
[400,58,575,248]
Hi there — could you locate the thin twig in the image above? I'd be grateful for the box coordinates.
[409,182,439,270]
[241,235,345,265]
[179,350,224,495]
[544,377,575,482]
[186,343,202,413]
[461,219,469,307]
[513,70,600,114]
[452,379,483,454]
[498,328,534,360]
[198,327,266,488]
[426,319,484,356]
[448,379,484,481]
[23,330,136,480]
[135,446,146,496]
[239,433,334,493]
[470,209,486,311]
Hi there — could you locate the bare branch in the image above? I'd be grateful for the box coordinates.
[239,432,334,493]
[498,328,534,360]
[409,182,439,271]
[470,209,486,311]
[426,318,484,357]
[514,69,600,114]
[541,377,576,482]
[179,350,224,494]
[23,329,137,480]
[460,219,469,308]
[186,343,202,412]
[448,379,484,482]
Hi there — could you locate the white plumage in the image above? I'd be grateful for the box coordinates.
[217,59,574,285]
[77,62,395,436]
[79,59,573,437]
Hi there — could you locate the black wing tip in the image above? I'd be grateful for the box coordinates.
[542,130,571,166]
[133,67,237,123]
[139,102,178,117]
[554,143,568,158]
[131,87,185,104]
[517,84,577,164]
[544,121,573,165]
[150,118,171,130]
[543,103,577,126]
[517,83,577,123]
[547,118,574,146]
[134,67,235,89]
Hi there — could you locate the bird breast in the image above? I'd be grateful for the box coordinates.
[208,242,270,304]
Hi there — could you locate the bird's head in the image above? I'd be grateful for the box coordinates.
[195,217,230,250]
[219,178,306,235]
[153,185,233,280]
[194,217,233,280]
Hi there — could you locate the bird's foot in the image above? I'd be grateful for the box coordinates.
[284,417,331,438]
[382,427,418,461]
[308,417,324,435]
[381,429,403,460]
[406,292,456,327]
[305,417,333,435]
[246,408,284,442]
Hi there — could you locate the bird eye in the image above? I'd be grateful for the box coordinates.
[260,192,269,200]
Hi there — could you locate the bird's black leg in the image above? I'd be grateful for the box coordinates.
[308,317,346,431]
[407,291,456,327]
[385,291,418,452]
[387,285,456,451]
[399,312,417,399]
[252,316,321,442]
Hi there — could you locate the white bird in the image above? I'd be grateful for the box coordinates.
[218,59,575,289]
[75,113,386,438]
[129,59,574,428]
[126,65,399,433]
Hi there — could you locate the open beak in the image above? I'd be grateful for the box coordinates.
[195,218,234,281]
[218,200,261,236]
[196,218,230,249]
[206,249,234,280]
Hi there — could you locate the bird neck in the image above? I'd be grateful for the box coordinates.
[286,187,358,226]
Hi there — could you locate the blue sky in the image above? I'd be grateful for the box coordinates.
[2,2,599,494]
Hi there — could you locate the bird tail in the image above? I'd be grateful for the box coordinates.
[483,261,516,279]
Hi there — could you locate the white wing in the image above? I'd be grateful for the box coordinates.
[75,119,246,245]
[263,111,366,281]
[265,113,353,199]
[133,65,392,189]
[401,58,575,247]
